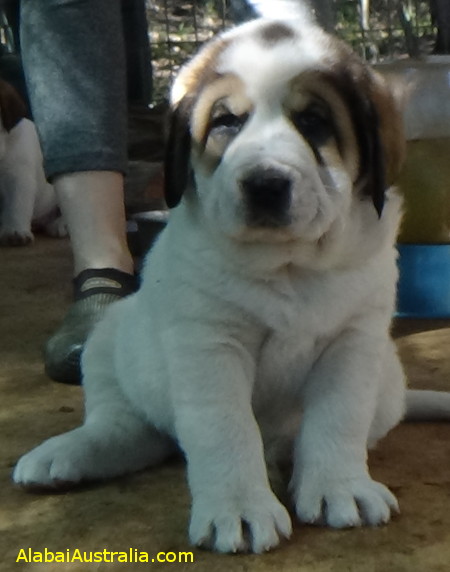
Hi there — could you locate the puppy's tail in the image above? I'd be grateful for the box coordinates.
[245,0,315,21]
[405,389,450,421]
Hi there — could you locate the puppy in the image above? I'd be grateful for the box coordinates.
[13,11,450,553]
[0,79,66,246]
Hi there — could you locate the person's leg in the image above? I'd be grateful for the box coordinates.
[20,0,137,384]
[54,172,133,276]
[20,0,128,182]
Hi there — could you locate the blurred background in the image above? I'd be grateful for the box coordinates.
[0,0,448,104]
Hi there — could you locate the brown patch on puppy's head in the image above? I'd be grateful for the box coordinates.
[258,22,296,45]
[170,36,231,108]
[0,79,27,132]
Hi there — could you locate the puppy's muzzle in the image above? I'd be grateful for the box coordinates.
[240,168,292,227]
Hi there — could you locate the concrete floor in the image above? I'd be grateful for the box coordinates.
[1,236,449,572]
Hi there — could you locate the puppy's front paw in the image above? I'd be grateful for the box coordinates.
[13,431,91,489]
[190,488,292,553]
[0,228,34,246]
[293,474,399,528]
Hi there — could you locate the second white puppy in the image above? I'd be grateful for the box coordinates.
[0,79,66,246]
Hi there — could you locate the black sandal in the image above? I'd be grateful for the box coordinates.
[44,268,139,385]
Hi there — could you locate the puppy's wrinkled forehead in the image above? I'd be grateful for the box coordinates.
[217,20,328,100]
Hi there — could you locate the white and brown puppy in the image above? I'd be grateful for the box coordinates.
[0,79,66,246]
[13,13,450,553]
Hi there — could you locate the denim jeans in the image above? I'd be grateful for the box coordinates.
[20,0,128,180]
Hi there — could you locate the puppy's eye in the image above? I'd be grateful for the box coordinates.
[291,106,334,146]
[209,112,247,133]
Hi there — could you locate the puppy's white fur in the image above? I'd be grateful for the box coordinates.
[13,14,450,554]
[0,81,65,245]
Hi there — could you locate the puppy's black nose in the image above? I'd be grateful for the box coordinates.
[241,168,292,226]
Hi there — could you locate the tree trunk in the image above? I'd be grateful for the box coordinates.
[431,0,450,54]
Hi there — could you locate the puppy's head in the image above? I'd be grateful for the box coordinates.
[165,16,405,243]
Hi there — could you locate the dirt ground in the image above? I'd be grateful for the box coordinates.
[0,232,449,572]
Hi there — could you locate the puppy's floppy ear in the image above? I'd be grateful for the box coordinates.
[355,70,405,217]
[369,71,406,191]
[351,92,387,217]
[327,58,405,217]
[0,79,27,132]
[164,98,192,209]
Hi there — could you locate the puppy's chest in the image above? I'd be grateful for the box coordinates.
[255,318,328,398]
[251,269,358,394]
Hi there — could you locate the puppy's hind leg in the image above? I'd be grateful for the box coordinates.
[13,309,175,489]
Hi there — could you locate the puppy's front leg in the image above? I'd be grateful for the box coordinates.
[291,327,399,529]
[170,338,291,553]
